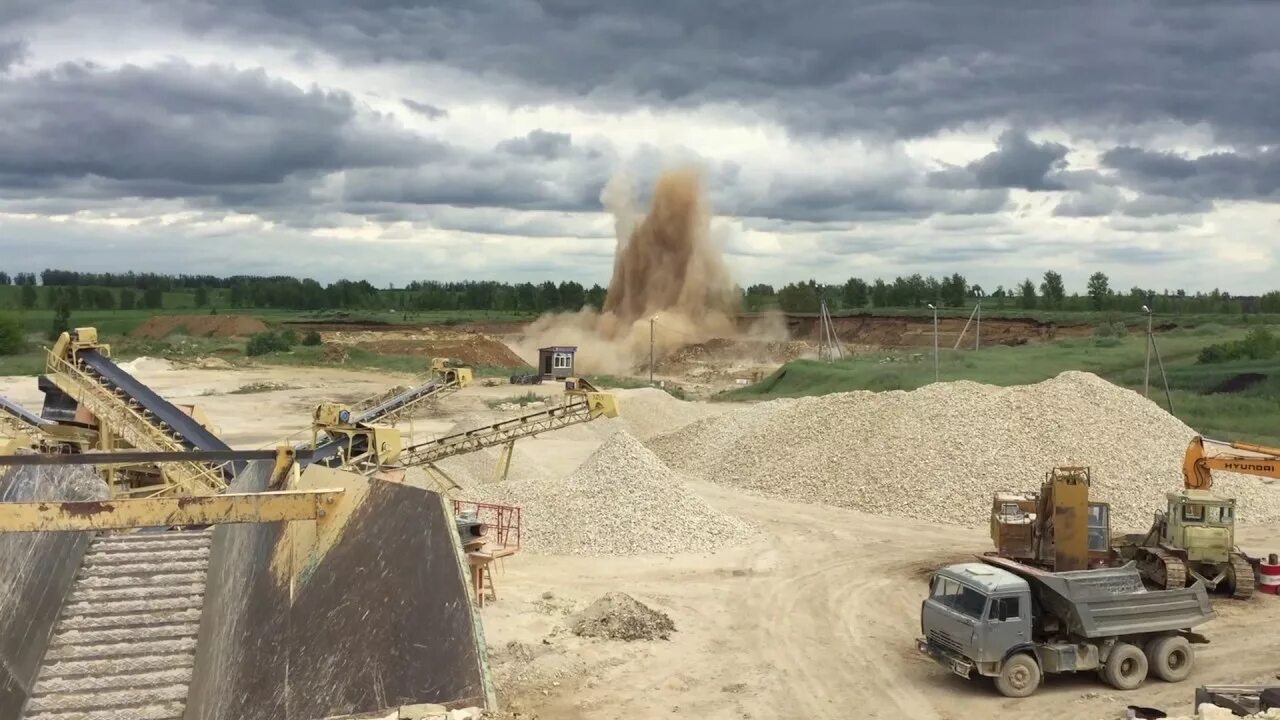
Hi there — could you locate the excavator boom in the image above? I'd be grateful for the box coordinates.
[1183,436,1280,490]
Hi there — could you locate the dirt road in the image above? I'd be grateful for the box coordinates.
[485,483,1280,720]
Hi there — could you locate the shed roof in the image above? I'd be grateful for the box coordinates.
[538,346,578,353]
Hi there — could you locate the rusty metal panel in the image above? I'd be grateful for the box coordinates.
[186,465,492,720]
[1053,479,1090,572]
[0,463,108,720]
[0,489,342,532]
[289,480,492,715]
[186,459,291,720]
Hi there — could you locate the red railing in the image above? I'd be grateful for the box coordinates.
[453,499,521,551]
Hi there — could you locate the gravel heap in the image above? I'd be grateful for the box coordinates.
[595,387,727,441]
[648,371,1280,531]
[569,592,675,641]
[462,430,758,555]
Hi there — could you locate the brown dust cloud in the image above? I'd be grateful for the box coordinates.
[516,166,776,374]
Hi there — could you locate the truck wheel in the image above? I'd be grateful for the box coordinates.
[1147,635,1193,682]
[1102,643,1148,690]
[994,654,1041,698]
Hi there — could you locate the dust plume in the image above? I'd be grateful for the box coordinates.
[515,166,750,374]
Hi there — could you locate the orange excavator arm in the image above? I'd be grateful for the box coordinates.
[1183,435,1280,490]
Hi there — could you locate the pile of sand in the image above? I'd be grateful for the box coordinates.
[130,315,268,338]
[648,371,1280,530]
[569,592,675,641]
[462,431,757,555]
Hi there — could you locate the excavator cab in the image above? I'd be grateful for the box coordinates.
[1164,490,1235,564]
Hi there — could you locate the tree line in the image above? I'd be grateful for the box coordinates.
[1,268,1276,316]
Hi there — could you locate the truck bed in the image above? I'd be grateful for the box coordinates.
[981,555,1215,638]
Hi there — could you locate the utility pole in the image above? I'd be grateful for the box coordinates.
[649,315,656,386]
[934,305,940,381]
[1142,305,1153,397]
[975,293,982,350]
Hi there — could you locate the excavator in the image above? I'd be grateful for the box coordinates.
[1122,436,1280,599]
[989,466,1114,572]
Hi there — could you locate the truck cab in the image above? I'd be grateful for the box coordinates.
[1163,490,1235,564]
[920,563,1031,678]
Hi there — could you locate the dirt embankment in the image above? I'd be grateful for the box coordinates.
[130,315,268,338]
[766,314,1100,348]
[321,329,530,369]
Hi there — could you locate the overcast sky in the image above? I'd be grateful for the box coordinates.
[1,1,1278,294]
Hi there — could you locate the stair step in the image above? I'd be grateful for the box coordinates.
[79,559,208,579]
[81,548,209,567]
[30,667,193,696]
[74,571,206,590]
[62,595,204,618]
[58,607,203,631]
[52,621,200,646]
[66,583,204,605]
[93,531,210,545]
[39,652,194,680]
[27,679,190,713]
[44,637,197,662]
[22,701,185,720]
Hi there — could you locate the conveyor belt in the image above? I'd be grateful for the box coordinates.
[354,378,446,424]
[0,393,46,429]
[77,349,242,478]
[306,375,453,467]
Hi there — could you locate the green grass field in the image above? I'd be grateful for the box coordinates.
[722,325,1280,446]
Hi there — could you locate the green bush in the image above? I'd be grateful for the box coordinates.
[1111,322,1129,337]
[1092,323,1116,338]
[301,330,323,346]
[1093,337,1123,348]
[281,329,299,345]
[1197,327,1278,364]
[0,314,25,355]
[246,331,295,357]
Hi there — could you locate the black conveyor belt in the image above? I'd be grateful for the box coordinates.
[77,349,241,478]
[0,393,46,428]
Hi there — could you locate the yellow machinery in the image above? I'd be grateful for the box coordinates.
[40,328,229,497]
[308,376,619,491]
[0,446,494,718]
[990,467,1113,572]
[349,357,473,428]
[1124,436,1280,599]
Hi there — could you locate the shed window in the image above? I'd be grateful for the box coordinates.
[552,352,573,369]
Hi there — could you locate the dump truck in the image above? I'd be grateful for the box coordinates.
[918,555,1215,698]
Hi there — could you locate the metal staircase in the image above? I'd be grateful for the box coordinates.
[43,352,226,496]
[22,530,211,720]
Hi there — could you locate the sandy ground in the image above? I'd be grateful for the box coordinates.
[2,361,1277,719]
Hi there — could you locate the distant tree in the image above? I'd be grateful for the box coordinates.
[119,288,136,311]
[537,281,560,311]
[20,284,36,310]
[194,285,209,308]
[557,281,585,311]
[47,299,71,341]
[143,287,164,310]
[1018,279,1037,309]
[941,273,967,307]
[1086,272,1111,311]
[585,284,607,310]
[0,314,24,355]
[842,277,869,309]
[0,272,10,286]
[869,279,889,308]
[1039,270,1065,309]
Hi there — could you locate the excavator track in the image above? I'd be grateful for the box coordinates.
[22,530,211,720]
[1229,552,1256,600]
[1144,547,1187,589]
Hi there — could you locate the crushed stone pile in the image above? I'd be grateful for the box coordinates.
[569,592,675,641]
[462,430,758,555]
[648,371,1280,531]
[593,387,727,441]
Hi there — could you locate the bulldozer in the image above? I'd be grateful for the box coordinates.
[1119,436,1280,600]
[990,466,1114,572]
